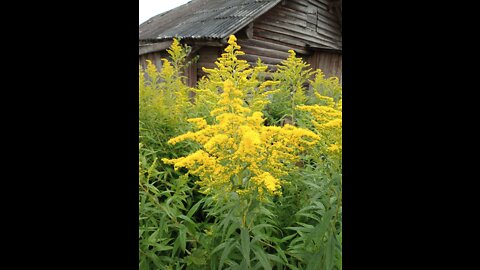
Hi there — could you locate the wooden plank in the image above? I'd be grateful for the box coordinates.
[284,1,315,15]
[238,38,310,55]
[198,62,217,70]
[154,52,163,69]
[331,53,338,78]
[316,17,342,35]
[257,18,337,41]
[188,40,226,47]
[240,45,291,60]
[290,0,309,7]
[197,47,220,63]
[307,53,318,71]
[307,10,317,26]
[315,6,340,23]
[315,52,325,73]
[260,5,336,36]
[239,54,284,65]
[275,5,308,21]
[183,52,198,87]
[325,53,333,77]
[253,27,308,48]
[338,55,342,77]
[139,41,173,55]
[255,22,339,49]
[307,0,330,11]
[251,37,313,57]
[316,20,342,40]
[139,55,146,69]
[245,22,254,39]
[263,9,308,28]
[258,17,340,43]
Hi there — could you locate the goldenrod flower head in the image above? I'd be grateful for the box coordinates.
[228,35,237,45]
[156,35,329,200]
[251,172,282,196]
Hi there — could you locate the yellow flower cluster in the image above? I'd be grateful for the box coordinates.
[297,92,342,162]
[196,35,279,119]
[163,78,319,199]
[139,38,194,127]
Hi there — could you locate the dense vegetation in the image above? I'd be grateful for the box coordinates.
[139,36,342,270]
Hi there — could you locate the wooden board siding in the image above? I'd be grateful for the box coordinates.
[307,50,342,83]
[252,0,341,50]
[196,47,222,80]
[138,51,165,71]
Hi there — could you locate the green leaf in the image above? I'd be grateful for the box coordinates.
[211,241,228,255]
[139,258,149,270]
[296,212,321,222]
[252,245,271,270]
[280,233,297,243]
[186,199,203,218]
[305,251,323,270]
[325,235,334,270]
[149,243,173,252]
[240,228,250,263]
[252,223,278,234]
[146,251,164,269]
[239,259,248,270]
[309,209,335,248]
[218,239,236,270]
[179,227,187,253]
[178,214,198,228]
[187,249,207,266]
[224,221,240,240]
[274,245,288,264]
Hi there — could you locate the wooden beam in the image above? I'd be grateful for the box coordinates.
[240,45,291,60]
[188,40,226,47]
[257,20,340,46]
[245,22,254,39]
[139,41,173,55]
[239,54,284,65]
[238,38,311,55]
[254,22,340,50]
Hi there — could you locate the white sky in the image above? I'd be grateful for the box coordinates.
[139,0,192,24]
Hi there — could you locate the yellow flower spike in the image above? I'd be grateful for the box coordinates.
[228,35,237,45]
[157,34,329,201]
[187,118,208,129]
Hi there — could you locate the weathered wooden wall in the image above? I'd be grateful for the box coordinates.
[139,0,342,86]
[253,0,342,50]
[139,51,165,71]
[236,0,342,82]
[196,47,222,80]
[139,50,198,87]
[308,51,342,83]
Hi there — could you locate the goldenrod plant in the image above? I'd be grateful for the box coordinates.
[139,35,342,270]
[266,49,314,126]
[162,79,319,199]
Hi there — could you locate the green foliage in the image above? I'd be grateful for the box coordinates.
[139,36,342,269]
[266,50,314,126]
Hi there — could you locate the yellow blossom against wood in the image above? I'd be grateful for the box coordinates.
[196,35,279,121]
[139,38,194,126]
[162,78,320,199]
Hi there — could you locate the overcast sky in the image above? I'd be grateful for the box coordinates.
[139,0,191,24]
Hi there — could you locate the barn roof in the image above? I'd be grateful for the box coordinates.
[139,0,282,42]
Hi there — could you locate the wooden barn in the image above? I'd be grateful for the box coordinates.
[139,0,342,86]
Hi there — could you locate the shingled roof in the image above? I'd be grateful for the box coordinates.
[139,0,282,42]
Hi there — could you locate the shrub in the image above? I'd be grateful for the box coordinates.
[139,35,342,270]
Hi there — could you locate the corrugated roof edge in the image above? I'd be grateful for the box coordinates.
[139,0,197,28]
[142,0,283,43]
